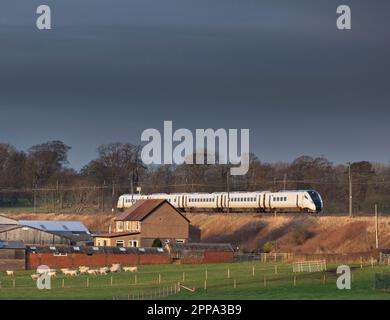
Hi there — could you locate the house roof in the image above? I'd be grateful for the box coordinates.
[18,220,90,234]
[93,231,140,238]
[115,199,190,222]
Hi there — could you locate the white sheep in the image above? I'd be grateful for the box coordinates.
[6,270,14,277]
[123,266,138,273]
[87,269,98,276]
[31,274,40,280]
[110,264,121,273]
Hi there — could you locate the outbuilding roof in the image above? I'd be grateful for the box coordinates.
[25,245,167,255]
[115,199,190,222]
[18,220,90,234]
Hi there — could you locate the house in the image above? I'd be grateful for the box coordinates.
[94,199,190,248]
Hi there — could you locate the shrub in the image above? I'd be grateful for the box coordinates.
[152,238,163,247]
[263,241,275,253]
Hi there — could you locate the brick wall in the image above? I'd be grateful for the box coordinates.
[26,252,172,269]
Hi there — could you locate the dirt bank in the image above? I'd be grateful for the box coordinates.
[2,212,389,253]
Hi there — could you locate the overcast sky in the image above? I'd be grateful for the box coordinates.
[0,0,389,170]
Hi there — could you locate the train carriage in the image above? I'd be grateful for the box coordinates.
[117,190,323,213]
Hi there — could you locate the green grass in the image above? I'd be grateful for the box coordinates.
[0,262,389,300]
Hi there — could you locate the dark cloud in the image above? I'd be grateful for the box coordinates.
[0,0,389,169]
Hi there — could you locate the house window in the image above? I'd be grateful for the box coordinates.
[117,221,123,232]
[175,239,185,244]
[116,240,124,247]
[128,240,138,248]
[136,222,141,232]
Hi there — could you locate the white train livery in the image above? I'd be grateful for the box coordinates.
[117,190,323,213]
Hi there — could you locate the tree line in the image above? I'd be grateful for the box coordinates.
[0,140,389,214]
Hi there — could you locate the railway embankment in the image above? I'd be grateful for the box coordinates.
[3,212,389,253]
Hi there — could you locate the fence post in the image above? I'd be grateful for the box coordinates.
[294,276,296,287]
[205,269,208,281]
[62,278,65,288]
[227,268,230,279]
[111,276,113,286]
[360,256,363,269]
[252,265,255,277]
[135,274,137,285]
[275,265,278,274]
[182,272,185,282]
[204,279,207,291]
[263,276,267,288]
[87,277,89,288]
[158,273,161,285]
[13,279,15,289]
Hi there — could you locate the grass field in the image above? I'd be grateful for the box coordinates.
[0,262,389,300]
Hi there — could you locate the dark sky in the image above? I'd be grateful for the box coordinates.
[1,0,389,170]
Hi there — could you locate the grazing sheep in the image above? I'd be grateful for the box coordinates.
[64,270,78,276]
[123,267,138,273]
[31,274,40,280]
[61,268,70,274]
[48,271,57,278]
[110,264,121,273]
[6,271,14,277]
[87,269,98,276]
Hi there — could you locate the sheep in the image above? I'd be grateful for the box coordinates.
[31,274,40,280]
[87,269,98,276]
[47,271,57,278]
[61,268,70,274]
[79,266,89,272]
[123,266,138,273]
[64,270,78,276]
[110,264,121,273]
[79,267,90,274]
[6,271,14,277]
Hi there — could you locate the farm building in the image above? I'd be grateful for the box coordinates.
[0,219,92,246]
[0,224,72,246]
[94,199,191,248]
[26,245,171,269]
[0,240,26,270]
[18,220,93,246]
[165,243,234,264]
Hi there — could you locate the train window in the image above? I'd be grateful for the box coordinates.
[284,197,287,201]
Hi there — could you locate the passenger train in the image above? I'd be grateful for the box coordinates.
[117,190,323,213]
